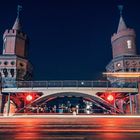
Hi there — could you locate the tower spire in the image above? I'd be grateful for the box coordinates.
[117,5,127,33]
[12,5,22,30]
[118,5,123,16]
[17,5,22,18]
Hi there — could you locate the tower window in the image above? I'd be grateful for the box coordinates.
[10,69,15,77]
[126,61,130,65]
[4,61,8,65]
[11,61,15,65]
[116,63,121,67]
[19,63,24,67]
[127,40,132,49]
[3,38,7,52]
[132,61,137,66]
[17,31,20,34]
[3,68,8,77]
[131,68,136,72]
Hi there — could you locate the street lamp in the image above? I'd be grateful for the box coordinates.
[26,95,33,102]
[106,94,114,102]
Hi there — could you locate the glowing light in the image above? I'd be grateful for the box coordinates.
[103,72,140,78]
[106,94,114,102]
[26,95,33,101]
[127,40,132,49]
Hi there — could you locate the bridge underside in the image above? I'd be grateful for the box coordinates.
[1,90,138,115]
[1,81,139,115]
[28,92,119,113]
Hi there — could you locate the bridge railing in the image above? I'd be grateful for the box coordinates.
[2,80,138,88]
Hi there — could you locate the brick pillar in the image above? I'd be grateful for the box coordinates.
[0,94,2,113]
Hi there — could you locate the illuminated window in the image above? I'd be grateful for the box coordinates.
[116,63,121,67]
[127,40,132,49]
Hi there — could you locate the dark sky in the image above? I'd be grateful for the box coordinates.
[0,0,140,80]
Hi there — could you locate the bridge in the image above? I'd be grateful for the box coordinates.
[2,80,138,95]
[1,80,139,115]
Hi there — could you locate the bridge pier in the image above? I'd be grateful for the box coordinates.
[135,94,140,114]
[125,94,136,114]
[136,83,140,114]
[0,94,2,113]
[6,93,11,116]
[129,93,133,114]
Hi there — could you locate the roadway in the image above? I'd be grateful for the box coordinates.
[0,115,140,140]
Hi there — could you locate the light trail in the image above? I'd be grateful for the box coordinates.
[1,115,140,119]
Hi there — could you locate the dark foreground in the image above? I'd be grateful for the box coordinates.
[0,115,140,140]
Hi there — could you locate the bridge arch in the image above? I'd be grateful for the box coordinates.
[33,92,101,103]
[31,91,114,111]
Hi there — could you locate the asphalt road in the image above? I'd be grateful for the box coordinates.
[0,115,140,140]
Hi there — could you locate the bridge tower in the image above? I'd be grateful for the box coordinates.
[106,6,140,85]
[0,5,33,85]
[106,6,140,114]
[0,6,33,113]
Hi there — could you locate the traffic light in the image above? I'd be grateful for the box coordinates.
[26,95,33,101]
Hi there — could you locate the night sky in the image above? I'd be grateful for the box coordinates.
[0,0,140,80]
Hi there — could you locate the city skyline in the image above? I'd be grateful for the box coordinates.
[0,0,140,80]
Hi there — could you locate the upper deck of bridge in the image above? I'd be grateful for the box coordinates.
[1,80,138,93]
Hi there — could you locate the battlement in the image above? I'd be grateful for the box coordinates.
[3,29,27,40]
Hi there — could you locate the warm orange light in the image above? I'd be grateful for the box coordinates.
[26,95,33,101]
[103,72,140,78]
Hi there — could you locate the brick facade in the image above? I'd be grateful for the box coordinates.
[106,12,140,84]
[0,13,33,86]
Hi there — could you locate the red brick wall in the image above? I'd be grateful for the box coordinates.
[111,29,136,58]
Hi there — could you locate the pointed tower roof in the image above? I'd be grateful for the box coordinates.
[12,17,21,30]
[117,16,127,33]
[12,5,22,30]
[117,5,127,33]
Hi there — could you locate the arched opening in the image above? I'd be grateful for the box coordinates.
[18,92,121,114]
